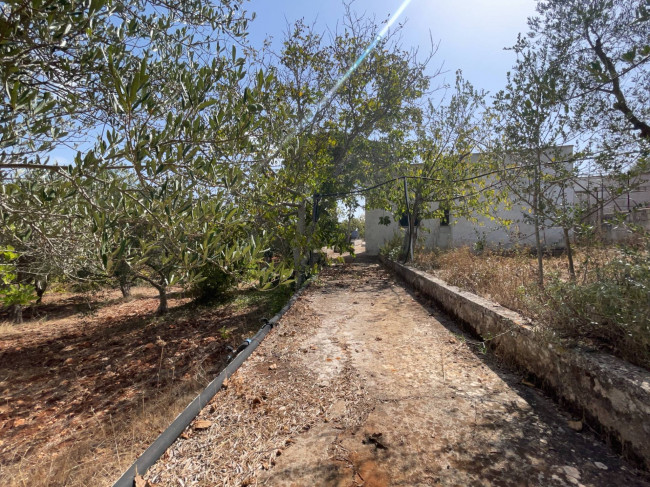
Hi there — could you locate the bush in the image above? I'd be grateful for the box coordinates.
[538,247,650,368]
[379,232,404,261]
[192,263,236,303]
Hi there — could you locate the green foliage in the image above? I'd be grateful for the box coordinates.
[248,11,432,281]
[379,232,404,261]
[378,216,392,226]
[367,72,502,262]
[0,247,36,310]
[538,246,650,368]
[192,263,237,303]
[0,0,291,313]
[531,0,650,146]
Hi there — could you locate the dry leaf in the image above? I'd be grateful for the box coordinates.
[134,474,150,487]
[193,419,212,430]
[222,378,229,389]
[180,432,190,439]
[268,364,277,370]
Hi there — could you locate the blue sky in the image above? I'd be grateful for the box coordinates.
[241,0,538,219]
[244,0,537,97]
[50,1,537,166]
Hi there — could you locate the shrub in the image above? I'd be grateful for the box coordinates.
[538,247,650,368]
[1,247,37,323]
[192,263,236,303]
[380,232,404,261]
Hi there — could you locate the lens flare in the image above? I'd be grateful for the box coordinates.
[279,0,414,150]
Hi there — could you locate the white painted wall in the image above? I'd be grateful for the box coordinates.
[365,147,575,255]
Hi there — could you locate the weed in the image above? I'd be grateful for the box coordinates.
[379,232,404,261]
[219,326,232,340]
[413,243,650,369]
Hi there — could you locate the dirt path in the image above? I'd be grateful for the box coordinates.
[145,261,649,486]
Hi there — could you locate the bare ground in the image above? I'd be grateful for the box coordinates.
[145,260,650,486]
[0,285,290,486]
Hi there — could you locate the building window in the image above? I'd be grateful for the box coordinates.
[440,208,450,226]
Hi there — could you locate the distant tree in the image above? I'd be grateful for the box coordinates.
[492,39,580,284]
[367,73,501,262]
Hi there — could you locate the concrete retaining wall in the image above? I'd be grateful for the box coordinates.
[380,256,650,469]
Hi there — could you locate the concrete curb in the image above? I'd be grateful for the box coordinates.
[380,256,650,470]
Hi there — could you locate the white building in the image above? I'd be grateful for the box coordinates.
[365,147,650,254]
[365,147,575,255]
[575,172,650,242]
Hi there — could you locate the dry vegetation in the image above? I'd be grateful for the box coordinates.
[0,283,292,486]
[413,243,650,370]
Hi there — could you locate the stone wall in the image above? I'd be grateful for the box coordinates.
[381,256,650,469]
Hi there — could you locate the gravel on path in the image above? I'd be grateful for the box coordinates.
[145,261,649,486]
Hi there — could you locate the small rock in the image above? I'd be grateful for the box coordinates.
[568,420,583,432]
[594,461,608,470]
[268,363,277,370]
[563,466,581,480]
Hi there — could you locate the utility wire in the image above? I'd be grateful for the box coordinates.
[314,156,578,201]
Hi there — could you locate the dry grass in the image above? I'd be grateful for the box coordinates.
[4,379,200,487]
[413,244,650,369]
[144,269,373,486]
[0,283,293,486]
